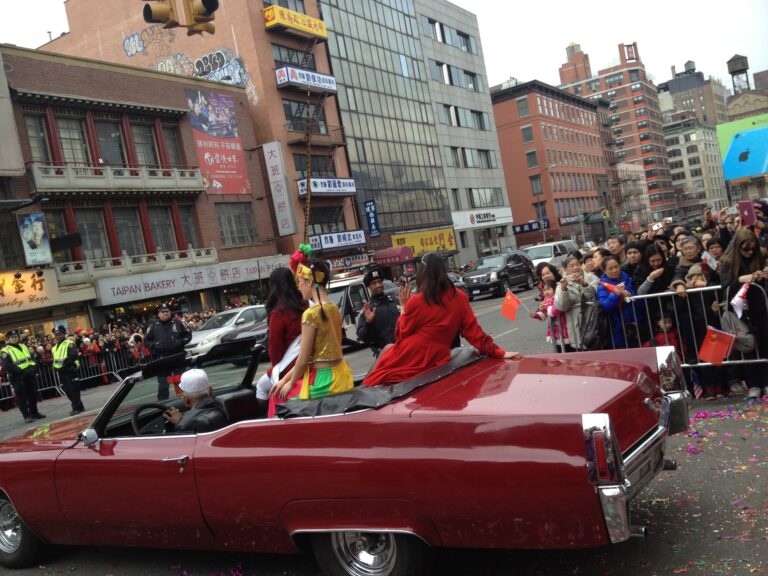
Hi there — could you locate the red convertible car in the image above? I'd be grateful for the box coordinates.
[0,344,689,576]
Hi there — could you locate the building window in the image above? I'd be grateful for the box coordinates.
[669,148,682,157]
[272,44,316,70]
[451,188,461,209]
[24,115,51,162]
[308,206,345,235]
[216,203,258,246]
[293,153,336,179]
[605,72,624,86]
[686,144,699,154]
[131,124,158,167]
[459,230,468,249]
[530,175,542,196]
[470,188,504,208]
[177,205,199,248]
[149,207,177,251]
[0,211,22,269]
[263,0,304,13]
[521,125,534,144]
[517,97,529,117]
[688,156,701,166]
[57,117,90,164]
[94,120,126,166]
[282,100,327,134]
[113,208,145,256]
[525,150,538,168]
[163,126,183,166]
[75,208,110,260]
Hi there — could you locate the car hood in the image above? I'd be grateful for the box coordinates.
[188,326,229,345]
[464,266,501,277]
[0,414,96,453]
[408,349,663,454]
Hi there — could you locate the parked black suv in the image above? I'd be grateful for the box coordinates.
[462,251,536,300]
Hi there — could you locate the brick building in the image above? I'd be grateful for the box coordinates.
[0,44,282,335]
[657,61,729,126]
[44,0,358,259]
[491,79,608,247]
[559,43,676,223]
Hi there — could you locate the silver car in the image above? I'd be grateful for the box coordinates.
[185,305,267,358]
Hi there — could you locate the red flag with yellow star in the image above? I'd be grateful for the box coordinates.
[698,326,735,366]
[501,289,522,321]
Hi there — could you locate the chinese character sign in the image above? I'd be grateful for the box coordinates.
[390,227,457,257]
[262,141,298,236]
[17,212,52,266]
[364,199,381,237]
[185,89,251,195]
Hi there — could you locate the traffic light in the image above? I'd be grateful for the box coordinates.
[143,0,180,29]
[182,0,219,35]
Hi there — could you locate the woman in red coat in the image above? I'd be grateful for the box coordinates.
[363,253,522,386]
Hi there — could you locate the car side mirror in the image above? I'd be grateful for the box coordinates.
[79,428,99,447]
[236,318,246,325]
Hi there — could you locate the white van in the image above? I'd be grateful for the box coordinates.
[327,274,400,347]
[523,240,579,268]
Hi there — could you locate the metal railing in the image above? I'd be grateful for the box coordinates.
[549,283,767,369]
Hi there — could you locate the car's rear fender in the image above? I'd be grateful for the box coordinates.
[280,498,440,548]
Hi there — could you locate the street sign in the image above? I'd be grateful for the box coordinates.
[364,199,381,238]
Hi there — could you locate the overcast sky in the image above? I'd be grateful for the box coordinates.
[1,0,767,90]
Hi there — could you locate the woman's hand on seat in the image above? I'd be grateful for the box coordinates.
[503,351,522,360]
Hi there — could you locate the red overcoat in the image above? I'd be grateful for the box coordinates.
[363,287,505,386]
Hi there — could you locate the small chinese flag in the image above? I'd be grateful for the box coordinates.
[599,281,619,293]
[698,326,735,366]
[501,289,522,321]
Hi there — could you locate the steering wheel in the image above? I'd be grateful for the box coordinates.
[132,403,171,436]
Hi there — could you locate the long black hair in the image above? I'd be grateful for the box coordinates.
[309,258,331,321]
[265,267,305,316]
[416,253,454,306]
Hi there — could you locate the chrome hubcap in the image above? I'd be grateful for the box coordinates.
[0,499,22,554]
[331,532,397,576]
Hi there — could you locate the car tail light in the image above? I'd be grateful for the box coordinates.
[582,414,624,485]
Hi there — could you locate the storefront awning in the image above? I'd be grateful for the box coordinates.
[374,246,414,265]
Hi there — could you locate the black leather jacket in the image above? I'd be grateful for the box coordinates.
[145,318,192,356]
[175,396,228,433]
[356,292,400,352]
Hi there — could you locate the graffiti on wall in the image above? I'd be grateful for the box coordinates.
[123,26,177,58]
[150,53,195,76]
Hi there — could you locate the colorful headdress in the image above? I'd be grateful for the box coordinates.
[289,243,313,276]
[295,262,326,285]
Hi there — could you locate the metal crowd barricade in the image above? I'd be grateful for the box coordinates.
[548,283,767,370]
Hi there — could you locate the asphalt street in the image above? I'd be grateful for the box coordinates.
[2,289,766,575]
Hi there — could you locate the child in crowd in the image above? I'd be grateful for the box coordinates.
[530,280,569,349]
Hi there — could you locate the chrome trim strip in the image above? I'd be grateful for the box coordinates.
[289,528,431,546]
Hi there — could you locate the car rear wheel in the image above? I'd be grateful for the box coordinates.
[526,273,535,290]
[0,494,49,569]
[312,531,432,576]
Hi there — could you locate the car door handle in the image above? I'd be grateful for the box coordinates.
[162,455,189,465]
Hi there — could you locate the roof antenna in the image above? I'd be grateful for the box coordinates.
[47,31,53,41]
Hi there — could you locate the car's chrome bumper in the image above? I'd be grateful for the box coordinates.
[596,390,690,544]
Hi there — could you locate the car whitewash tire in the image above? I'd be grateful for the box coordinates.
[312,531,432,576]
[0,494,50,569]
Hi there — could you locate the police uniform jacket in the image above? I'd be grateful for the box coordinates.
[1,343,36,378]
[145,318,192,356]
[356,292,400,350]
[52,339,80,372]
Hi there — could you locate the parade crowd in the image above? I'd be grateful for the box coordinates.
[527,201,768,400]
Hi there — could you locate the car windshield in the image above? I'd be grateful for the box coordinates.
[328,286,347,310]
[102,350,253,438]
[200,311,239,330]
[475,256,506,268]
[524,246,554,259]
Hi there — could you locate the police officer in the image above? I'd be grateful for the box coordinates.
[144,303,192,400]
[356,269,400,357]
[1,330,45,424]
[52,326,85,416]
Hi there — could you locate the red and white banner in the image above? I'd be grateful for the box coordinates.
[185,89,252,195]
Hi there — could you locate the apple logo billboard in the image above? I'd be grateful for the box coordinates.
[716,113,768,181]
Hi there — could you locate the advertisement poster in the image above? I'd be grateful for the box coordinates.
[185,89,252,195]
[17,212,52,266]
[716,113,768,181]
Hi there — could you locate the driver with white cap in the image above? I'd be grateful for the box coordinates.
[162,369,227,433]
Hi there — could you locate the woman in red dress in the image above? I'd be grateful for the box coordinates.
[363,253,522,387]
